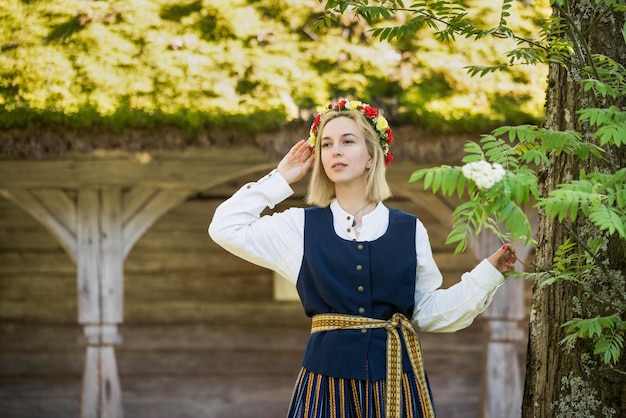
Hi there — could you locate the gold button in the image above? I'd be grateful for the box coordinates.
[347,228,351,233]
[361,329,367,333]
[359,307,365,314]
[357,286,364,292]
[347,216,351,221]
[356,265,362,271]
[357,244,364,250]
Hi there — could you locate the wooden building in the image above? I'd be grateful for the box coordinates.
[0,124,531,417]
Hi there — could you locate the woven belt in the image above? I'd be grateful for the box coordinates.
[311,312,435,418]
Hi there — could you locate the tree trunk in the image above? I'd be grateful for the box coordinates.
[522,2,626,417]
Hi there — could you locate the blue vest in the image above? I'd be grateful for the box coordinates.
[296,206,417,381]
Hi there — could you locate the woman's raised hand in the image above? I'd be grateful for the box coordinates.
[487,244,518,274]
[277,139,315,185]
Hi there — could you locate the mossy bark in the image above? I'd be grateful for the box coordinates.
[522,2,626,417]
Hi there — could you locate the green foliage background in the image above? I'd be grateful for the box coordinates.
[0,0,549,132]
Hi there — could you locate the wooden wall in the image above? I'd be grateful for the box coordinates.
[0,173,526,418]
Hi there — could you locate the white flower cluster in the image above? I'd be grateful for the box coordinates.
[461,160,506,190]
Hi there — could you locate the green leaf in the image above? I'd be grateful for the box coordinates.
[588,205,626,238]
[409,169,428,183]
[423,169,435,190]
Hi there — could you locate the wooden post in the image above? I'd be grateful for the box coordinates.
[81,325,124,418]
[471,232,527,418]
[77,189,124,418]
[1,185,193,417]
[481,288,525,418]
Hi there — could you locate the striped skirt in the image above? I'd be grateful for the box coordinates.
[286,368,435,418]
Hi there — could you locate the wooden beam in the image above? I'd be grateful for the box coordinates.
[0,189,78,262]
[0,148,274,189]
[122,188,191,258]
[121,188,158,222]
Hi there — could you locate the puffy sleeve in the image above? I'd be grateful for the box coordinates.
[208,170,305,283]
[411,218,505,332]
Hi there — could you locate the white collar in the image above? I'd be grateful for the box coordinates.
[329,200,389,240]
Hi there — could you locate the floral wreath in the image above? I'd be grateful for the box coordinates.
[307,99,394,166]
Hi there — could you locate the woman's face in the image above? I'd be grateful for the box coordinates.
[320,116,373,187]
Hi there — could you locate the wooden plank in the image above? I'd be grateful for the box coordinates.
[123,301,309,326]
[0,300,77,322]
[119,325,310,351]
[0,349,304,377]
[116,349,304,376]
[130,231,213,250]
[0,323,82,349]
[0,274,76,300]
[0,252,75,274]
[0,351,85,375]
[0,228,63,249]
[0,323,308,351]
[124,249,267,274]
[124,273,273,302]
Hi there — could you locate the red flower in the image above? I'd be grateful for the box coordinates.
[363,105,378,119]
[312,114,321,130]
[386,128,393,144]
[335,100,347,109]
[385,153,394,166]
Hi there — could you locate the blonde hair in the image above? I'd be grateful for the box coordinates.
[306,110,392,207]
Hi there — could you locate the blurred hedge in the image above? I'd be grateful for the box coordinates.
[0,0,549,133]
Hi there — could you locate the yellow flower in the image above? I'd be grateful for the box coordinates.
[376,115,389,131]
[347,100,362,110]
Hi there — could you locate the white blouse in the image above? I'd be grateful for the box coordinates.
[208,170,505,332]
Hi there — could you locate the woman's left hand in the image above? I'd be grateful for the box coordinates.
[487,244,517,274]
[277,139,315,185]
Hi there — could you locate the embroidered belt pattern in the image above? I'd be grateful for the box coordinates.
[311,312,435,418]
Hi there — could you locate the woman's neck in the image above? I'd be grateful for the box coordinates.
[335,192,370,214]
[334,182,370,213]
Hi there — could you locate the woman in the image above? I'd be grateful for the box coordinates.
[209,99,516,417]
